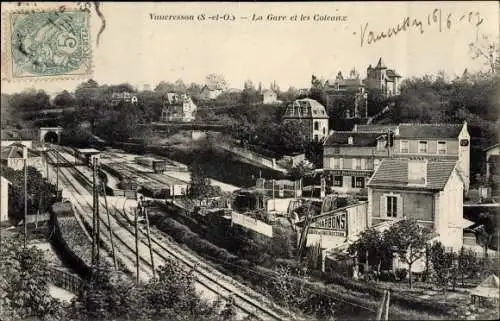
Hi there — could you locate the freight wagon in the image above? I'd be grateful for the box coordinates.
[135,157,167,173]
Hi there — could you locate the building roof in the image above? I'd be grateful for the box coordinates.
[283,98,328,119]
[354,124,398,133]
[1,175,11,185]
[262,89,277,95]
[470,274,499,299]
[324,131,383,147]
[368,159,458,190]
[0,144,40,159]
[484,143,500,152]
[202,83,224,91]
[386,69,402,78]
[398,123,464,139]
[375,57,387,69]
[76,148,101,154]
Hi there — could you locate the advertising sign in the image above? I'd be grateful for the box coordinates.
[231,212,273,237]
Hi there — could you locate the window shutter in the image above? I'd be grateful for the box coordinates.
[396,195,403,218]
[351,176,356,188]
[380,195,386,217]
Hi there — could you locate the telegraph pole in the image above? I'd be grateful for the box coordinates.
[24,157,28,248]
[92,157,97,267]
[144,207,156,280]
[56,151,59,192]
[272,179,276,211]
[102,180,117,270]
[95,158,101,268]
[135,207,140,284]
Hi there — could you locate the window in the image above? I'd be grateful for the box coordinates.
[377,139,386,150]
[437,141,446,154]
[314,121,319,130]
[333,176,343,187]
[353,158,361,169]
[348,136,354,145]
[400,140,409,153]
[323,127,326,135]
[314,135,319,142]
[333,158,341,169]
[418,141,428,153]
[386,196,398,217]
[354,177,365,188]
[374,159,381,169]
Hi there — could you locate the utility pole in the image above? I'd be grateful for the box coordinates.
[45,150,49,181]
[56,151,59,193]
[92,157,96,267]
[24,157,28,248]
[102,180,117,270]
[144,207,156,280]
[95,158,101,268]
[272,179,276,211]
[135,207,140,284]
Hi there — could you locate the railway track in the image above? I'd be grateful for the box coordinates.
[46,145,298,321]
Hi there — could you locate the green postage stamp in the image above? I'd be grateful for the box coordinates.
[2,8,92,81]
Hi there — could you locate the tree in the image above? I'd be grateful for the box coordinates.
[0,238,63,320]
[8,88,51,112]
[189,158,221,199]
[383,219,431,288]
[349,228,391,276]
[205,73,228,90]
[280,120,309,153]
[75,79,102,108]
[289,160,314,180]
[53,90,76,108]
[1,165,54,224]
[457,247,477,286]
[429,241,456,293]
[469,35,500,74]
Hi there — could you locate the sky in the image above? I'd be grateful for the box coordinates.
[1,1,499,95]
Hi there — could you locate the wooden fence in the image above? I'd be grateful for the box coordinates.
[48,266,83,294]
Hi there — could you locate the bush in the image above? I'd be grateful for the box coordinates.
[379,270,397,282]
[395,268,408,281]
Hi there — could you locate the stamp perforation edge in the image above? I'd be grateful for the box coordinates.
[1,4,94,83]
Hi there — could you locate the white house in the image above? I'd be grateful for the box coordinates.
[1,176,10,224]
[261,89,280,105]
[200,84,224,100]
[160,93,197,122]
[367,158,465,252]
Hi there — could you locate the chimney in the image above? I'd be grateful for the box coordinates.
[408,159,427,185]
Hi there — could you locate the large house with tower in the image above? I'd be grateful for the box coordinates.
[364,57,402,98]
[323,68,368,119]
[282,98,329,143]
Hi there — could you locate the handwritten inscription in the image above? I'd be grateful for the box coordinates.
[356,8,484,47]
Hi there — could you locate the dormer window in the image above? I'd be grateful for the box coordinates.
[348,136,353,145]
[408,160,427,185]
[377,138,386,150]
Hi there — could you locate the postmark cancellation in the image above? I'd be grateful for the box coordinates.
[2,7,92,82]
